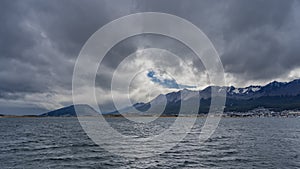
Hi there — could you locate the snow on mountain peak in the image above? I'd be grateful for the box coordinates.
[250,87,261,92]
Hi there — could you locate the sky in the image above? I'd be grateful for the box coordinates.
[1,0,300,115]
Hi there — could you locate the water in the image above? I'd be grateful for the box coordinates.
[0,117,299,168]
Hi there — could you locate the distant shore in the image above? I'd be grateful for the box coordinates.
[1,113,299,118]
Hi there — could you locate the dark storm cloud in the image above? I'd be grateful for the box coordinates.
[224,0,292,35]
[0,0,133,98]
[0,0,137,114]
[220,0,300,82]
[0,0,300,114]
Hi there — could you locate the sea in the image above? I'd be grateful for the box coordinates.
[0,117,299,169]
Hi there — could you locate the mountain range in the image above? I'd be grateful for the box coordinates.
[40,79,300,117]
[39,104,98,117]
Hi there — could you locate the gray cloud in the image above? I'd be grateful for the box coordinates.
[96,34,206,90]
[220,0,299,83]
[0,0,300,114]
[133,0,300,84]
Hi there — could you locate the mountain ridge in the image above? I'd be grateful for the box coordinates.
[39,104,98,117]
[111,78,300,115]
[40,78,300,117]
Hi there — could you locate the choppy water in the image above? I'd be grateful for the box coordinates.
[0,117,299,169]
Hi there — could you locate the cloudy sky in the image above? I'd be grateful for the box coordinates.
[1,0,300,115]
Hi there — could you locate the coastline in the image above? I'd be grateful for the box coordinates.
[1,113,299,118]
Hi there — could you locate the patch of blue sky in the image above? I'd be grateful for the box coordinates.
[147,70,196,89]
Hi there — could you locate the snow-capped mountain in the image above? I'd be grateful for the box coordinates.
[227,86,262,95]
[111,78,300,115]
